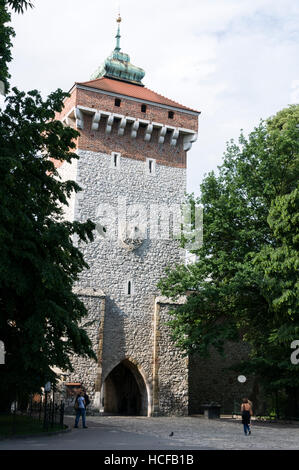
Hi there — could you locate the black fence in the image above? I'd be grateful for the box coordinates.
[27,397,65,431]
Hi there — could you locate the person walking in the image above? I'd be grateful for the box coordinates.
[74,391,88,429]
[241,398,252,436]
[247,399,253,434]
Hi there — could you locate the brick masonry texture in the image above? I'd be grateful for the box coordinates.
[77,114,187,168]
[56,85,198,169]
[75,87,198,131]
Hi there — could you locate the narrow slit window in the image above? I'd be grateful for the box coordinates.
[168,111,174,119]
[115,98,121,107]
[128,281,132,296]
[146,158,155,175]
[111,152,121,169]
[141,104,147,113]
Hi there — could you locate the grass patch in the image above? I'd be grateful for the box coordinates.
[0,414,66,438]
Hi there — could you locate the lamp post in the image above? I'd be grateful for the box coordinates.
[43,382,51,430]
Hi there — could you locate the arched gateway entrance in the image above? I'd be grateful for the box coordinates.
[103,359,149,416]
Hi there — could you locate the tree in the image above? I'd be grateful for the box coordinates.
[0,0,98,409]
[158,105,299,416]
[0,87,97,410]
[246,189,299,417]
[0,1,34,94]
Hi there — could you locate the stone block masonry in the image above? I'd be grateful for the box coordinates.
[60,148,191,416]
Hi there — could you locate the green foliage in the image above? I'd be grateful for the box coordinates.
[158,105,299,410]
[0,0,98,409]
[6,1,34,14]
[252,189,299,345]
[0,87,96,403]
[0,1,34,93]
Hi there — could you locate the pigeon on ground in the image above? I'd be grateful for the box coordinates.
[169,432,174,437]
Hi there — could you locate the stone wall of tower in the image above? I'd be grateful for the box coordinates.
[57,146,192,415]
[154,302,189,415]
[62,290,105,411]
[70,149,188,415]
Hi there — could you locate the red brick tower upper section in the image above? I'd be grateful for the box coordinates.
[56,16,200,169]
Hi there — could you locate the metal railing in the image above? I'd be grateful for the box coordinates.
[27,398,65,430]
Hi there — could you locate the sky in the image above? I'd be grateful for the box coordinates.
[4,0,299,195]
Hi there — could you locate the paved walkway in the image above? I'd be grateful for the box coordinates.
[0,415,298,450]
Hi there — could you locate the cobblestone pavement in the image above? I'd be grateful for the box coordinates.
[0,415,298,450]
[83,415,299,450]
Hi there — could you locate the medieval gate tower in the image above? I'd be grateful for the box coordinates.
[56,16,200,416]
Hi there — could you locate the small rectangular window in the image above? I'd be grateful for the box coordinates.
[115,98,121,107]
[168,111,174,119]
[141,104,147,113]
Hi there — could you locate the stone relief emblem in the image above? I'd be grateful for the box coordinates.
[118,221,145,251]
[95,203,147,251]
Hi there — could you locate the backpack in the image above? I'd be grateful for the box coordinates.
[84,394,90,406]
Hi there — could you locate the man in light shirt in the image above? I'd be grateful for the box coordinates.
[74,391,88,428]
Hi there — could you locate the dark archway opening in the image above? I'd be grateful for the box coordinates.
[103,360,148,416]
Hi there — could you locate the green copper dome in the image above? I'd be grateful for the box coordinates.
[91,16,145,86]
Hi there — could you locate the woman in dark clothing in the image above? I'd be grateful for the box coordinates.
[241,398,252,435]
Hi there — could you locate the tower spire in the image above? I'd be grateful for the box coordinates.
[115,12,121,52]
[90,9,145,85]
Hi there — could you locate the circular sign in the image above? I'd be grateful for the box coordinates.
[238,375,247,383]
